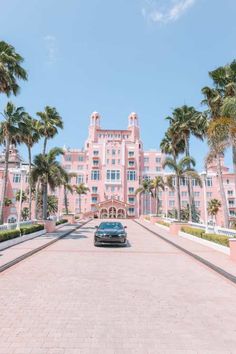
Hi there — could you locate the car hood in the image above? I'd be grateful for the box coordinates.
[97,229,125,235]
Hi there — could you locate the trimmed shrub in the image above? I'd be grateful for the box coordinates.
[156,220,170,227]
[181,226,204,238]
[0,229,20,243]
[20,224,44,235]
[56,219,68,226]
[181,226,229,247]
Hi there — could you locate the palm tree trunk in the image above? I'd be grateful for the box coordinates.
[35,182,39,219]
[0,138,10,224]
[216,154,229,228]
[232,145,236,195]
[42,182,48,220]
[184,136,193,222]
[43,138,47,156]
[64,186,68,214]
[28,146,32,220]
[79,194,81,213]
[176,176,181,221]
[156,188,159,215]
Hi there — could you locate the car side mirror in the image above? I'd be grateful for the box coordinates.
[95,225,98,229]
[124,226,127,229]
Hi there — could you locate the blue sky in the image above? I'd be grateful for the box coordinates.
[0,0,236,170]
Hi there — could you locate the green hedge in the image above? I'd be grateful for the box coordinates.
[156,220,170,227]
[181,226,229,247]
[0,224,44,243]
[20,224,44,235]
[56,219,68,226]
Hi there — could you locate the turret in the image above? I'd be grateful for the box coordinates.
[128,112,140,141]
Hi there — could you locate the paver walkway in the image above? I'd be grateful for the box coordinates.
[0,219,236,353]
[138,219,236,277]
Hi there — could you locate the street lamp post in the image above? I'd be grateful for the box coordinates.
[202,171,209,233]
[17,164,26,232]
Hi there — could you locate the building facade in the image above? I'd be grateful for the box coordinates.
[0,112,236,226]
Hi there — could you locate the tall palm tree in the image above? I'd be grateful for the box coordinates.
[166,106,207,221]
[74,183,90,214]
[135,179,153,215]
[37,106,63,155]
[31,147,65,220]
[59,172,77,215]
[19,114,40,219]
[162,156,202,221]
[0,41,27,96]
[202,85,230,228]
[0,102,25,224]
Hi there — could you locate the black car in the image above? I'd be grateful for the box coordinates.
[94,222,127,246]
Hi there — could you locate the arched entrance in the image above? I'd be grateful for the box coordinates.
[117,208,125,218]
[100,208,108,218]
[109,207,116,218]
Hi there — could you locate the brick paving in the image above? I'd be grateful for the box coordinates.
[0,219,236,353]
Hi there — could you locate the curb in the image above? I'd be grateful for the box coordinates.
[0,220,91,274]
[134,220,236,285]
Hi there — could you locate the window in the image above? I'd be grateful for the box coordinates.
[206,177,212,187]
[169,200,175,207]
[230,210,236,216]
[156,157,161,163]
[144,157,149,164]
[194,201,200,207]
[91,170,100,180]
[181,191,188,197]
[180,178,187,186]
[128,187,134,194]
[76,175,84,183]
[25,175,29,183]
[207,192,212,198]
[93,160,99,166]
[128,197,135,204]
[192,179,200,187]
[118,150,120,155]
[181,201,188,207]
[92,186,98,193]
[13,174,21,183]
[112,159,116,165]
[65,155,72,161]
[93,150,99,156]
[128,151,134,157]
[228,190,234,196]
[194,192,200,197]
[144,167,149,172]
[111,186,115,192]
[112,149,116,155]
[118,159,120,164]
[158,191,162,198]
[107,149,110,154]
[77,165,83,170]
[64,165,71,170]
[156,167,161,172]
[229,200,235,206]
[227,179,230,184]
[78,155,84,161]
[128,207,135,215]
[107,159,109,164]
[129,161,135,167]
[169,191,175,197]
[106,170,120,182]
[92,196,98,203]
[127,171,136,181]
[10,207,17,213]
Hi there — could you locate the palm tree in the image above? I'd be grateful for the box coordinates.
[135,179,153,215]
[162,156,202,221]
[19,114,40,219]
[37,106,63,155]
[0,41,27,96]
[74,183,90,214]
[0,102,25,224]
[150,176,172,215]
[207,198,222,226]
[31,147,65,220]
[15,190,28,223]
[166,106,207,221]
[60,172,77,215]
[202,85,230,228]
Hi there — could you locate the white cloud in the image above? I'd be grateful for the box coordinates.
[142,0,196,24]
[44,35,57,63]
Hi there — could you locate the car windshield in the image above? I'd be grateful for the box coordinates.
[98,222,123,230]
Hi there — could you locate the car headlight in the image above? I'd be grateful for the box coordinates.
[118,233,126,237]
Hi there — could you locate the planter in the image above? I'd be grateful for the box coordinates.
[63,214,76,224]
[150,216,162,224]
[38,220,56,233]
[229,239,236,261]
[169,222,188,236]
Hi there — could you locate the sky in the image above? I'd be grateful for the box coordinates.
[0,0,236,170]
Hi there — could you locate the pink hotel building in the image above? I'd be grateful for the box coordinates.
[1,111,236,225]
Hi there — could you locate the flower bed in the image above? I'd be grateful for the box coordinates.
[0,224,45,243]
[156,220,170,227]
[181,226,229,247]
